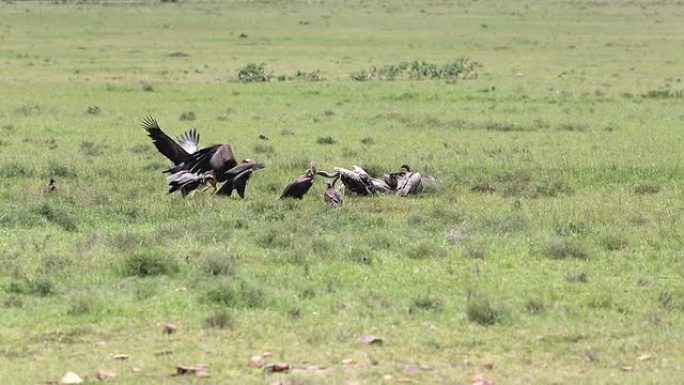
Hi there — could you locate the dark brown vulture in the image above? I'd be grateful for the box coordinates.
[215,160,266,198]
[141,116,238,181]
[323,181,343,207]
[166,170,217,198]
[316,166,376,196]
[280,169,315,199]
[43,178,56,194]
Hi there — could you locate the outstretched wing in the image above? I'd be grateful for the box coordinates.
[177,128,200,154]
[141,116,192,165]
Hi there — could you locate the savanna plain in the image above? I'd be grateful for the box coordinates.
[1,1,684,384]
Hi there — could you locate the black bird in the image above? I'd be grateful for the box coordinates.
[280,169,316,199]
[323,181,343,207]
[215,160,266,198]
[166,170,217,198]
[141,116,238,181]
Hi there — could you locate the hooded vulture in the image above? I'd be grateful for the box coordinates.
[280,169,316,199]
[323,181,343,207]
[166,170,217,197]
[215,160,266,198]
[141,116,238,180]
[316,166,376,196]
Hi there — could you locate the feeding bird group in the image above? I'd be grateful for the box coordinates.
[141,117,431,205]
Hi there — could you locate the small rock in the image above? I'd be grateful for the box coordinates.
[262,351,273,358]
[621,365,634,372]
[113,354,129,360]
[32,354,45,361]
[359,335,383,345]
[383,374,393,381]
[59,372,83,385]
[638,354,653,361]
[95,369,116,381]
[94,341,107,348]
[341,358,354,365]
[249,355,264,368]
[163,323,178,335]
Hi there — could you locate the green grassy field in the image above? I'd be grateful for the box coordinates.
[1,1,684,384]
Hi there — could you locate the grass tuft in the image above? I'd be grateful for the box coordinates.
[466,292,510,326]
[203,309,235,329]
[119,249,179,277]
[542,238,590,260]
[200,250,238,277]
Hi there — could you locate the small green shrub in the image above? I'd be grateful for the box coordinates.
[200,250,238,277]
[542,238,590,260]
[6,277,56,297]
[203,309,234,329]
[204,280,265,309]
[524,297,546,314]
[316,136,337,145]
[120,249,179,277]
[634,183,661,194]
[33,202,78,232]
[179,111,196,121]
[406,242,447,260]
[236,63,270,82]
[409,296,442,313]
[466,293,509,326]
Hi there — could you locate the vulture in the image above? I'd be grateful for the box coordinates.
[166,170,216,197]
[43,179,56,194]
[323,181,343,207]
[280,169,316,199]
[141,116,238,180]
[383,164,423,196]
[215,160,266,198]
[316,166,376,196]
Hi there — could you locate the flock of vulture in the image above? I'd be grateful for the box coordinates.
[141,117,430,206]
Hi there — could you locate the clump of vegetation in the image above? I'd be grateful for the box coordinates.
[86,106,100,115]
[542,238,590,260]
[253,143,274,154]
[349,68,371,81]
[120,249,180,277]
[524,297,546,314]
[200,250,238,277]
[634,183,661,194]
[316,136,337,145]
[406,242,447,260]
[67,293,99,316]
[466,292,510,326]
[141,82,154,92]
[33,202,78,232]
[203,280,265,309]
[352,58,481,82]
[14,104,46,116]
[360,137,375,145]
[48,162,76,178]
[409,295,443,313]
[641,89,683,99]
[203,309,234,329]
[236,63,271,82]
[293,69,325,81]
[6,277,56,297]
[179,111,196,121]
[80,140,105,156]
[601,232,628,251]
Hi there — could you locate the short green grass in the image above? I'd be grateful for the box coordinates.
[1,1,684,384]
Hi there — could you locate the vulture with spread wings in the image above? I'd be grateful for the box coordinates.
[141,116,238,181]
